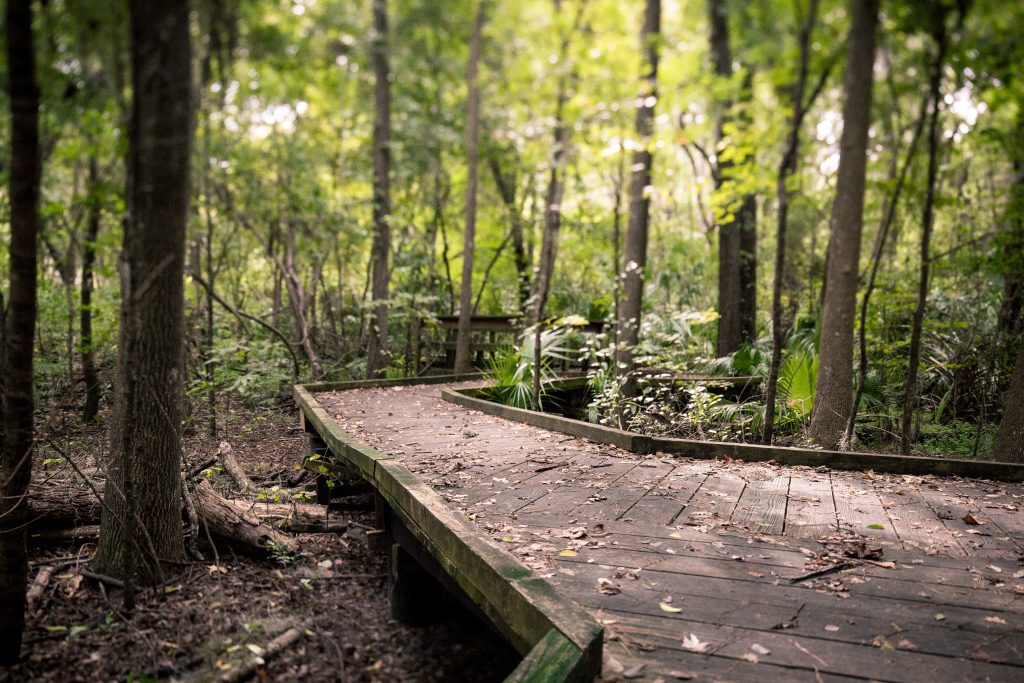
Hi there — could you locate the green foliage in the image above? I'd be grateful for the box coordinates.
[484,321,577,410]
[919,421,997,458]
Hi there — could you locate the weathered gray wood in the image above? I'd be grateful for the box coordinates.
[731,474,790,534]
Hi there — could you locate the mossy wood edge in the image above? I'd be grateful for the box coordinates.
[443,382,1024,483]
[293,377,603,683]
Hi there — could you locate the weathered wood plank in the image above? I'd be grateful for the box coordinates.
[731,474,790,534]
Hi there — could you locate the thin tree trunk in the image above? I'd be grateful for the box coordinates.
[808,0,878,450]
[615,0,661,400]
[762,0,820,443]
[901,13,954,454]
[95,0,192,584]
[531,0,582,409]
[708,0,744,356]
[0,0,41,662]
[845,92,928,445]
[366,0,392,378]
[454,1,487,374]
[487,153,531,313]
[81,155,103,423]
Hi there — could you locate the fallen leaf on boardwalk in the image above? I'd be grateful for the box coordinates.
[613,567,640,580]
[872,636,894,650]
[748,571,765,578]
[623,664,646,679]
[750,644,770,656]
[558,549,578,557]
[984,616,1008,625]
[669,531,683,539]
[867,523,885,530]
[659,602,683,613]
[597,578,621,595]
[681,634,710,653]
[741,653,759,663]
[986,565,1002,573]
[897,639,918,650]
[1014,570,1024,579]
[962,514,981,525]
[589,523,609,537]
[934,613,946,621]
[824,625,840,632]
[669,671,696,680]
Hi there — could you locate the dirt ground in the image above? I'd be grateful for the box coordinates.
[3,390,519,682]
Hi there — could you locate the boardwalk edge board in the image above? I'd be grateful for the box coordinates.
[442,382,1024,482]
[293,377,603,683]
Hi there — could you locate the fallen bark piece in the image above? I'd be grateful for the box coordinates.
[26,565,56,611]
[218,442,257,494]
[215,625,307,683]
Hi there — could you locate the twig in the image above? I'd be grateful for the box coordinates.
[788,561,854,583]
[80,569,125,588]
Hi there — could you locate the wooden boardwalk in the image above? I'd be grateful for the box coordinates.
[316,382,1024,682]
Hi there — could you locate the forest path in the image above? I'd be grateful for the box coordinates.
[316,382,1024,682]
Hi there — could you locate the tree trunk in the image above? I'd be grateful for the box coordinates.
[487,153,531,313]
[709,0,743,356]
[81,155,102,423]
[615,0,661,399]
[95,0,192,585]
[900,12,955,454]
[808,0,878,450]
[0,0,41,663]
[762,0,819,443]
[531,0,581,409]
[846,88,929,445]
[994,341,1024,462]
[366,0,392,378]
[454,1,487,374]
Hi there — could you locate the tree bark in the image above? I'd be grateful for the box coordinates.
[95,0,192,584]
[994,341,1024,462]
[81,156,102,423]
[615,0,661,399]
[1,0,41,663]
[366,0,392,378]
[709,0,748,356]
[487,152,531,313]
[454,1,487,374]
[531,0,581,409]
[808,0,879,449]
[762,0,819,443]
[845,89,929,445]
[900,11,955,454]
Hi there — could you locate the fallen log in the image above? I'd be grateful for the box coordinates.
[28,473,328,554]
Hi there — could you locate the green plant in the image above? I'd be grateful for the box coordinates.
[484,321,576,410]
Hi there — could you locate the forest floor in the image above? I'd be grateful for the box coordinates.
[3,386,518,683]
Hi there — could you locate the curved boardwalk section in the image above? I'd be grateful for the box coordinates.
[313,380,1024,682]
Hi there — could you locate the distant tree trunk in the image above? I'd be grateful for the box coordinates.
[900,10,955,454]
[763,0,819,443]
[95,0,192,586]
[454,1,487,374]
[808,0,878,450]
[366,0,392,378]
[487,153,531,313]
[738,192,757,345]
[996,138,1024,347]
[81,155,103,423]
[994,341,1024,462]
[616,0,661,399]
[0,0,41,663]
[531,0,581,409]
[708,0,748,356]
